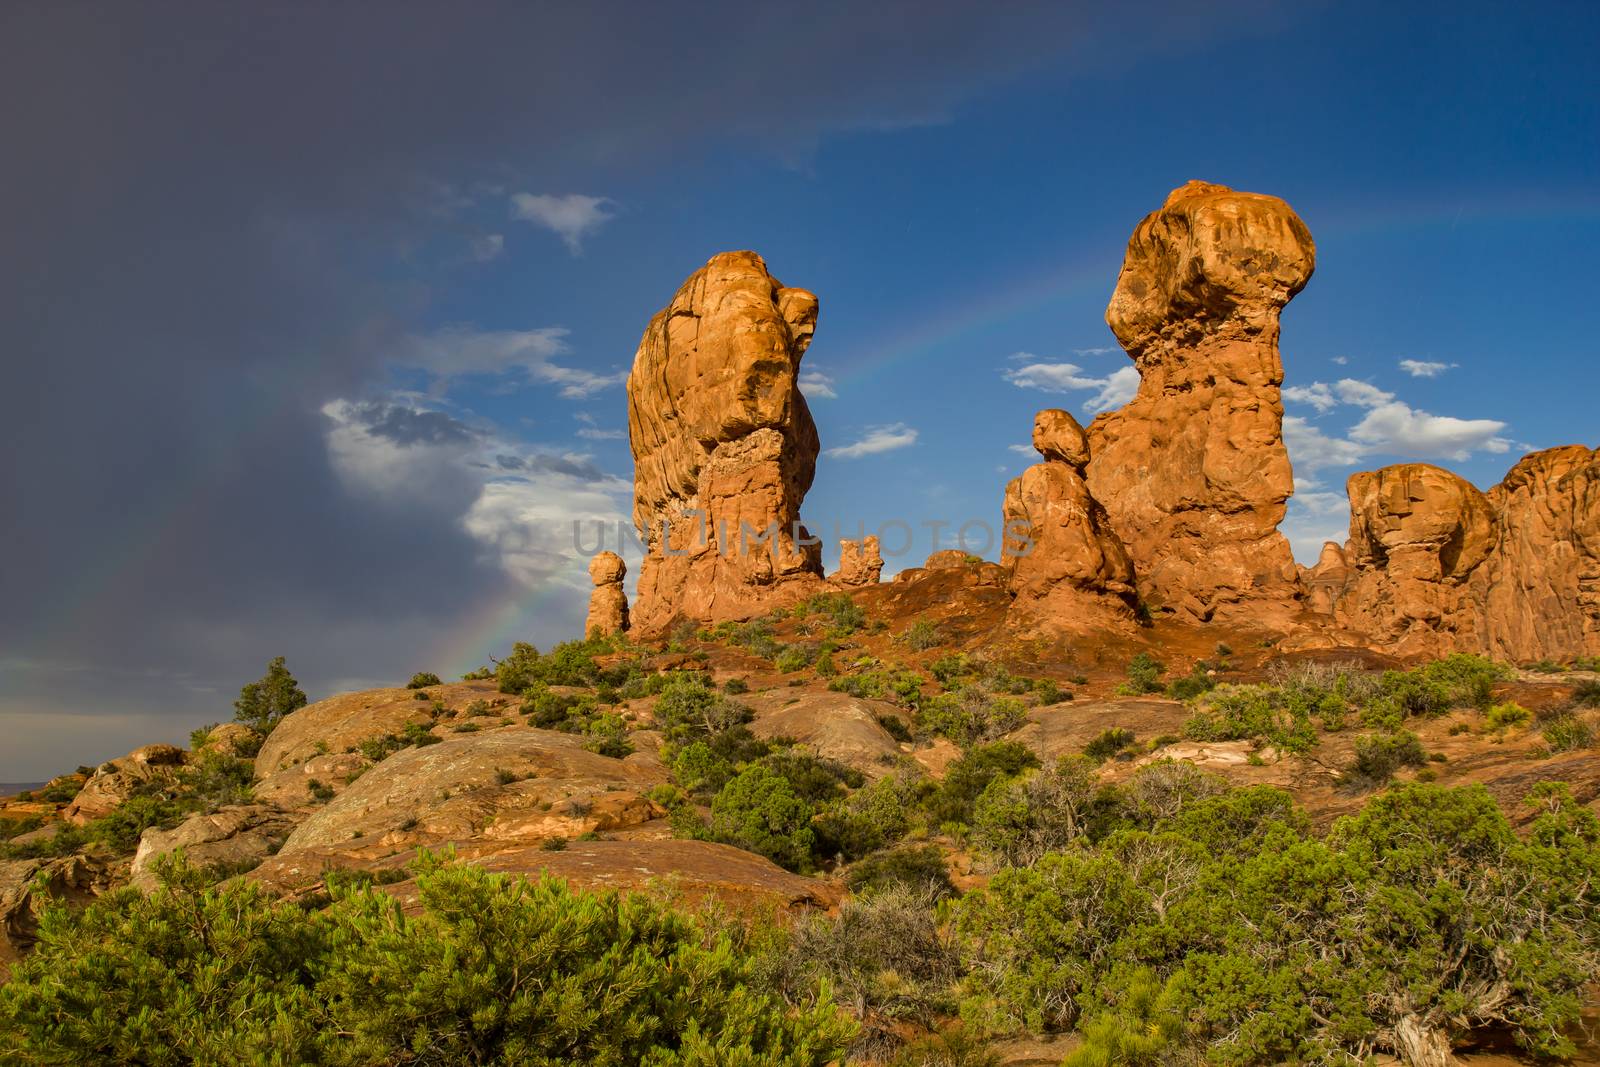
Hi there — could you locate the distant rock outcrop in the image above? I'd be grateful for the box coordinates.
[585,551,629,636]
[831,536,883,588]
[627,251,826,632]
[1326,448,1600,661]
[1086,180,1314,625]
[1002,409,1137,628]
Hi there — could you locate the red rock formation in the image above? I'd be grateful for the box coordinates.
[1002,409,1137,628]
[1324,447,1600,661]
[1472,446,1600,658]
[831,536,883,587]
[627,251,826,632]
[1085,180,1314,625]
[1332,464,1497,655]
[585,551,629,637]
[1300,542,1351,616]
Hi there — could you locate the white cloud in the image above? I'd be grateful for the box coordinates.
[470,233,505,262]
[1347,403,1509,461]
[1283,383,1338,413]
[322,397,633,592]
[509,192,615,253]
[1283,414,1369,471]
[1331,355,1349,366]
[1282,376,1511,472]
[396,327,625,397]
[1398,358,1456,378]
[1003,354,1139,413]
[1007,443,1036,456]
[1333,379,1393,408]
[576,427,625,440]
[798,368,837,399]
[824,423,919,460]
[1282,494,1352,564]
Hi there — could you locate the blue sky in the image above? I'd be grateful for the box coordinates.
[1,1,1595,777]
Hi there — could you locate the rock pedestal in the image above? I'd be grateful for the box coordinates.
[585,551,629,637]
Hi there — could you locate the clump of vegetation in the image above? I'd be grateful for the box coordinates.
[918,687,1027,748]
[845,844,955,900]
[1486,701,1531,729]
[0,856,855,1063]
[1116,653,1165,695]
[924,741,1040,829]
[897,620,943,651]
[405,671,442,689]
[1082,727,1136,763]
[1541,712,1595,753]
[1572,679,1600,707]
[796,592,869,637]
[1032,678,1070,706]
[828,661,924,705]
[1347,729,1427,785]
[233,655,307,736]
[929,653,974,684]
[1181,683,1322,753]
[971,758,1098,867]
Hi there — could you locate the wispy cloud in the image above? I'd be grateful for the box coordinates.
[1398,358,1456,378]
[824,423,918,460]
[469,233,505,262]
[509,193,615,253]
[396,327,625,398]
[576,427,626,441]
[798,368,837,399]
[1003,353,1139,413]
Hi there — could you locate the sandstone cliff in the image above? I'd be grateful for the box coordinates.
[627,251,826,632]
[1086,180,1314,625]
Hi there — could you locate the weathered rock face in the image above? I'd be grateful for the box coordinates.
[1003,409,1137,628]
[1301,542,1351,617]
[1086,180,1314,624]
[130,805,297,890]
[1333,464,1497,655]
[585,551,629,636]
[832,536,883,587]
[1326,448,1600,661]
[628,252,826,632]
[1,856,98,978]
[1473,447,1600,658]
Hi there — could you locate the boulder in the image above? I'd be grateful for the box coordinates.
[585,550,629,637]
[269,727,665,864]
[1086,180,1314,625]
[1003,408,1137,628]
[254,681,505,777]
[130,805,297,889]
[741,691,907,778]
[195,722,261,759]
[63,747,185,824]
[627,251,827,632]
[254,752,374,809]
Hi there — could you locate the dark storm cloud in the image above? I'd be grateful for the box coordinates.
[491,453,611,481]
[0,0,1285,775]
[354,403,482,448]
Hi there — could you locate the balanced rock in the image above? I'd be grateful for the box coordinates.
[585,551,629,636]
[1003,409,1137,627]
[832,536,883,587]
[627,251,826,632]
[1086,180,1314,624]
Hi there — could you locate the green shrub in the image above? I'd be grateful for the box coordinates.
[971,757,1098,867]
[0,857,856,1063]
[797,593,867,637]
[723,677,749,694]
[708,765,816,872]
[1487,701,1531,728]
[925,741,1040,828]
[1181,683,1320,753]
[929,654,973,684]
[897,620,943,651]
[1573,679,1600,707]
[1082,728,1135,763]
[1348,729,1427,784]
[233,655,308,735]
[844,844,955,900]
[918,687,1026,748]
[1117,653,1166,695]
[1542,714,1595,753]
[405,672,442,689]
[1032,678,1069,706]
[876,713,912,743]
